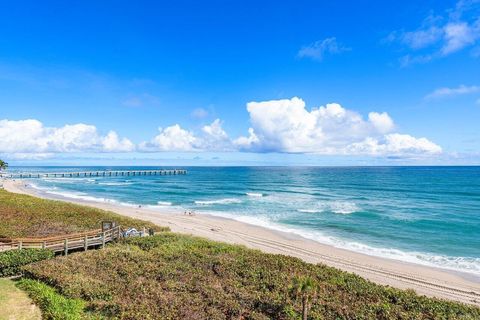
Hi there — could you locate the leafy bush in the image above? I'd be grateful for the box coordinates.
[0,189,168,238]
[22,233,480,319]
[0,249,54,277]
[16,278,87,320]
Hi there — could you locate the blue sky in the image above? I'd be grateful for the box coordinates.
[0,0,479,165]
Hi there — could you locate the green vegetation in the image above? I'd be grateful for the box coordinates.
[16,279,88,320]
[0,249,54,277]
[2,188,478,319]
[22,233,480,320]
[0,278,41,320]
[0,159,7,172]
[289,276,318,320]
[0,189,168,238]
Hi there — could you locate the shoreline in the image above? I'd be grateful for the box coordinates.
[3,179,480,306]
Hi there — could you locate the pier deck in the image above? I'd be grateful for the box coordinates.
[0,169,187,179]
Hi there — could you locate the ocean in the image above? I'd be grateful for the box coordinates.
[11,166,480,276]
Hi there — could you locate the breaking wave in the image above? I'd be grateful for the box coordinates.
[246,192,263,197]
[194,198,242,205]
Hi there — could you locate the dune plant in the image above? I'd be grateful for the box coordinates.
[289,276,318,320]
[20,233,480,319]
[0,249,54,277]
[0,159,7,172]
[0,189,168,238]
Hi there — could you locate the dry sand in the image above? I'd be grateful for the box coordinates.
[3,179,480,306]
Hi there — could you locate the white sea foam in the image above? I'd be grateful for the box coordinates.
[118,202,140,208]
[157,201,173,206]
[29,183,58,191]
[194,198,242,205]
[246,192,263,197]
[98,182,132,186]
[330,201,359,214]
[297,209,323,213]
[45,190,116,203]
[42,178,96,183]
[297,201,359,215]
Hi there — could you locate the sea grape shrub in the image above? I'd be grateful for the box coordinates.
[22,233,480,320]
[0,248,54,277]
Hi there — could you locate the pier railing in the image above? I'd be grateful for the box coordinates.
[0,226,122,255]
[0,169,187,179]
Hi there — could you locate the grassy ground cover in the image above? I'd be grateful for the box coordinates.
[0,278,41,320]
[0,189,167,238]
[0,249,54,277]
[16,279,87,320]
[22,233,480,320]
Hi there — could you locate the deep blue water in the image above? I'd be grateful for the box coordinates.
[10,166,480,276]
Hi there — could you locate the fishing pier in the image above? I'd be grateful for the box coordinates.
[0,169,187,179]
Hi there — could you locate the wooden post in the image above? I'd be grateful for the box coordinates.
[19,240,23,250]
[102,231,106,248]
[64,239,68,256]
[84,235,88,251]
[42,241,46,249]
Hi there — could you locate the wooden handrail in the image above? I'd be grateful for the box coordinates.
[0,229,102,242]
[0,226,124,254]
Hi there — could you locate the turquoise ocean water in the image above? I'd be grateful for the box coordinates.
[12,166,480,277]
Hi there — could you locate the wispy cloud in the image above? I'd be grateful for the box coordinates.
[386,1,480,66]
[190,107,209,119]
[399,15,444,50]
[297,37,350,61]
[425,84,480,99]
[121,93,160,108]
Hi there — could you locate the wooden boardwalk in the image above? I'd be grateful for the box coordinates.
[0,169,187,179]
[0,226,123,255]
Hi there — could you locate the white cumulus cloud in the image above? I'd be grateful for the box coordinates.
[140,124,198,151]
[0,119,134,154]
[234,97,440,156]
[1,99,442,159]
[347,134,442,156]
[368,112,395,134]
[140,119,233,152]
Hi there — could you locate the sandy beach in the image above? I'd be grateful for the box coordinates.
[3,179,479,306]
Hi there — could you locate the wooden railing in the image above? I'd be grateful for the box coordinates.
[0,226,122,255]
